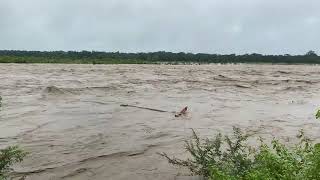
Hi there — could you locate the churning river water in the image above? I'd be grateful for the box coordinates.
[0,64,320,180]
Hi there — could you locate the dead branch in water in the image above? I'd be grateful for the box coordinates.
[120,104,169,113]
[120,104,188,117]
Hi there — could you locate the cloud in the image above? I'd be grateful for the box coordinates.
[0,0,319,54]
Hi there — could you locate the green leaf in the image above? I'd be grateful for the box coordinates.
[314,143,320,150]
[316,109,320,119]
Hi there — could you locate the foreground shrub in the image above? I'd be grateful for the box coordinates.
[0,146,27,180]
[160,128,320,180]
[0,97,27,180]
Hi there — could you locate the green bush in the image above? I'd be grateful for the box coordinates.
[0,146,27,180]
[0,96,27,180]
[160,128,320,180]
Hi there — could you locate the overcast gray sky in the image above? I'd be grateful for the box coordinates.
[0,0,319,54]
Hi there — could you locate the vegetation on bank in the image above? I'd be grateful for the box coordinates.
[0,146,27,180]
[0,97,27,180]
[316,109,320,119]
[160,111,320,179]
[1,50,320,64]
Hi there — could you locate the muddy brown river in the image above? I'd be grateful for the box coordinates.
[0,64,320,180]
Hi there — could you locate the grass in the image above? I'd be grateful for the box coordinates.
[160,121,320,179]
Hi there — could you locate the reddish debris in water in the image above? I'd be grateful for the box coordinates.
[175,106,188,117]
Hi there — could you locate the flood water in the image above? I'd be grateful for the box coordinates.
[0,64,320,180]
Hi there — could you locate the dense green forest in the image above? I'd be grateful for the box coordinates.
[0,50,319,64]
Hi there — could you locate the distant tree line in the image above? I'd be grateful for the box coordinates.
[0,50,319,64]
